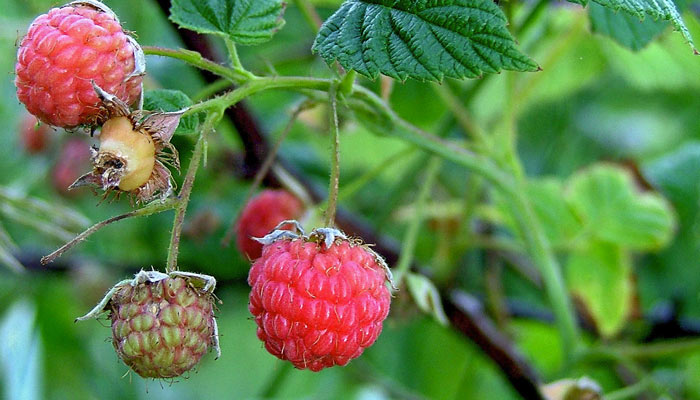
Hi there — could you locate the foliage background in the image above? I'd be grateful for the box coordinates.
[0,0,700,398]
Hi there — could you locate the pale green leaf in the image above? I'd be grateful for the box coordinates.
[566,164,675,250]
[143,89,200,136]
[406,272,449,325]
[313,0,538,82]
[571,0,695,51]
[524,179,583,248]
[589,2,668,51]
[170,0,286,45]
[566,241,632,337]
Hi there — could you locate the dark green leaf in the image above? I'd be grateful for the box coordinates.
[566,163,675,250]
[571,0,695,51]
[589,2,668,51]
[143,89,200,135]
[170,0,286,45]
[313,0,538,82]
[566,241,632,337]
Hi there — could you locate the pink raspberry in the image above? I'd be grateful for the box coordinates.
[15,2,143,128]
[19,114,50,154]
[236,190,304,259]
[248,235,391,371]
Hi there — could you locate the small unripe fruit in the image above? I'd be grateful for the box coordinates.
[77,270,220,379]
[110,277,215,378]
[97,116,156,191]
[69,84,184,203]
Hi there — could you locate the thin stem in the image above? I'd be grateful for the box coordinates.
[432,83,488,147]
[185,76,331,116]
[509,169,580,358]
[606,379,653,400]
[225,37,244,70]
[515,0,550,36]
[143,46,253,85]
[259,361,293,398]
[224,38,257,80]
[147,45,578,353]
[338,147,415,203]
[192,79,232,102]
[221,102,309,245]
[293,0,323,33]
[394,157,441,285]
[166,115,216,272]
[339,70,357,96]
[599,338,700,360]
[41,199,177,265]
[324,83,341,227]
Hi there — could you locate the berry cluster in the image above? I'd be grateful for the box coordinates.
[17,0,393,381]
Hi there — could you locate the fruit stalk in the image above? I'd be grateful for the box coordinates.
[393,157,441,286]
[166,114,216,272]
[324,84,341,227]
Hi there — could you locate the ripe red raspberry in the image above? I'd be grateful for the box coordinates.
[236,190,304,259]
[15,1,144,128]
[78,271,220,379]
[248,229,392,371]
[20,114,51,154]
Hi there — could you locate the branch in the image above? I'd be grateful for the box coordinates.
[41,199,177,265]
[153,1,543,395]
[445,291,544,400]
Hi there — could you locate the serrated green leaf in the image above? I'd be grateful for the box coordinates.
[143,90,200,136]
[589,2,668,50]
[566,164,675,250]
[406,272,449,325]
[313,0,538,82]
[571,0,695,51]
[170,0,286,45]
[566,241,632,337]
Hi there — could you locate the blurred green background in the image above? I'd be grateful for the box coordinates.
[2,0,700,399]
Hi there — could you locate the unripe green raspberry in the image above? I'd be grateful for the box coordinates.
[109,276,216,378]
[77,270,220,379]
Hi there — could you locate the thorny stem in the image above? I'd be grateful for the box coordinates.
[184,76,331,116]
[224,38,257,80]
[393,157,441,286]
[166,115,216,272]
[148,44,581,358]
[41,199,178,265]
[324,83,341,227]
[221,102,310,246]
[144,46,252,84]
